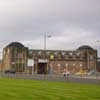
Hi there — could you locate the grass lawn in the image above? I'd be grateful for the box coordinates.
[0,78,100,100]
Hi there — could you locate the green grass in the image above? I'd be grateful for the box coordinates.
[0,78,100,100]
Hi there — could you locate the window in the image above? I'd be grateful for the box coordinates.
[38,51,41,55]
[29,50,33,55]
[50,54,54,60]
[80,64,83,67]
[47,51,50,55]
[57,64,61,67]
[90,55,94,60]
[73,64,75,66]
[7,49,10,54]
[76,52,80,56]
[66,63,68,67]
[69,52,73,56]
[62,52,65,56]
[65,55,68,59]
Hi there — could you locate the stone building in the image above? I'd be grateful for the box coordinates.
[2,42,97,74]
[2,42,28,72]
[29,45,97,74]
[97,58,100,72]
[0,60,3,72]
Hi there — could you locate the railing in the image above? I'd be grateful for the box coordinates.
[0,73,100,84]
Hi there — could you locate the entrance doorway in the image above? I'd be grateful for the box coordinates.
[37,63,47,74]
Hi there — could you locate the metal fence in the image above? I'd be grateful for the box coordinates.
[0,73,100,84]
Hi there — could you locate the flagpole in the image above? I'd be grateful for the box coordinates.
[44,32,52,52]
[44,33,46,52]
[43,33,52,74]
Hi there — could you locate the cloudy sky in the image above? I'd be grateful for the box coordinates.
[0,0,100,58]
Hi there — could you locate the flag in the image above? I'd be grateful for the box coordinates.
[47,34,52,38]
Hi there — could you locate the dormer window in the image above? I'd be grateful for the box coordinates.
[65,55,68,59]
[47,51,50,55]
[54,52,58,55]
[62,52,65,56]
[69,52,73,56]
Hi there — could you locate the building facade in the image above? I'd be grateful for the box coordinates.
[2,42,97,74]
[29,46,97,74]
[97,58,100,72]
[2,42,28,72]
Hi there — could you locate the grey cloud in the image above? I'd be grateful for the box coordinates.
[0,0,100,57]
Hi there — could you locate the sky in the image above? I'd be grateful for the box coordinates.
[0,0,100,58]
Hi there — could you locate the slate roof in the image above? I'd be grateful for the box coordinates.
[6,42,24,48]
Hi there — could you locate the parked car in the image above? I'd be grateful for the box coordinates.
[5,70,16,74]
